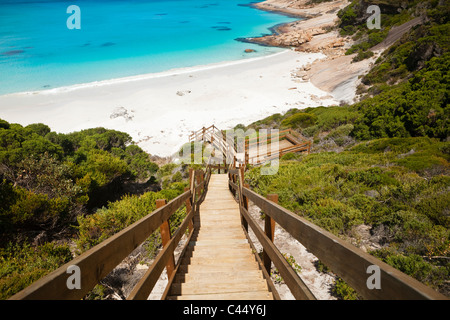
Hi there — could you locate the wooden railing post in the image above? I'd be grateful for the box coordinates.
[157,199,175,278]
[196,171,203,198]
[184,187,194,233]
[263,194,277,274]
[239,166,249,232]
[189,168,194,192]
[200,171,205,193]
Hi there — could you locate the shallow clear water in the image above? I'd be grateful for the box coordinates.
[0,0,297,95]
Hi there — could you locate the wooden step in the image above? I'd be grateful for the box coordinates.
[192,234,246,241]
[174,270,264,283]
[177,262,260,274]
[167,291,273,300]
[188,239,248,246]
[193,230,246,237]
[187,242,251,250]
[198,217,241,222]
[182,256,257,266]
[164,173,273,300]
[187,249,254,259]
[169,279,269,295]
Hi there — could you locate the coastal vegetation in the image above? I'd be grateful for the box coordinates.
[0,0,448,300]
[0,121,190,299]
[242,0,449,299]
[339,0,449,65]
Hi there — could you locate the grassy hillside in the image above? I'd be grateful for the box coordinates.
[238,0,449,298]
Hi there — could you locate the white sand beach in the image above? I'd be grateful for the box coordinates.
[0,49,338,157]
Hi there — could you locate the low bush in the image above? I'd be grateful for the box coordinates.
[75,181,187,254]
[280,112,318,129]
[0,242,73,299]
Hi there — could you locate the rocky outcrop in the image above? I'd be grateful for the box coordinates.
[243,0,349,49]
[291,63,312,82]
[247,29,314,48]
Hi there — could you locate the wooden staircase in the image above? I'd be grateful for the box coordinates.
[166,174,273,300]
[11,125,447,300]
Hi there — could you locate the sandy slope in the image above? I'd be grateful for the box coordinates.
[248,0,375,103]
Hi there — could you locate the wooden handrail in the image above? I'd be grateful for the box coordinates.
[240,205,316,300]
[245,129,291,147]
[188,124,311,169]
[248,142,311,163]
[127,200,196,299]
[10,165,212,300]
[228,170,447,300]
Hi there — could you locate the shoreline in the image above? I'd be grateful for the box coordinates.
[246,0,377,103]
[1,50,290,97]
[0,0,368,159]
[0,49,338,157]
[2,0,353,100]
[0,0,377,159]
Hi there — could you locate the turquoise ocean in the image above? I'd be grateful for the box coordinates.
[0,0,298,95]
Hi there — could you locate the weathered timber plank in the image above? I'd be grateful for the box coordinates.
[168,291,272,300]
[175,271,263,283]
[171,280,268,295]
[241,206,316,300]
[167,174,272,300]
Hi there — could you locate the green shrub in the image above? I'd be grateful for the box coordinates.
[372,248,449,289]
[337,2,358,29]
[171,171,183,182]
[79,150,129,187]
[280,152,300,161]
[347,167,398,188]
[326,124,355,146]
[75,182,187,253]
[415,192,450,228]
[352,49,375,62]
[332,278,359,300]
[353,53,449,141]
[304,106,361,131]
[281,113,317,129]
[0,242,73,299]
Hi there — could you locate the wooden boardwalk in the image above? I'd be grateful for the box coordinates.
[166,174,273,300]
[247,139,294,164]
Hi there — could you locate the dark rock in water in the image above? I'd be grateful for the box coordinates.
[101,42,115,47]
[2,49,24,56]
[211,26,231,31]
[155,13,167,16]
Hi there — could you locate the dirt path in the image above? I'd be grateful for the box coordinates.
[371,17,423,52]
[250,1,424,104]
